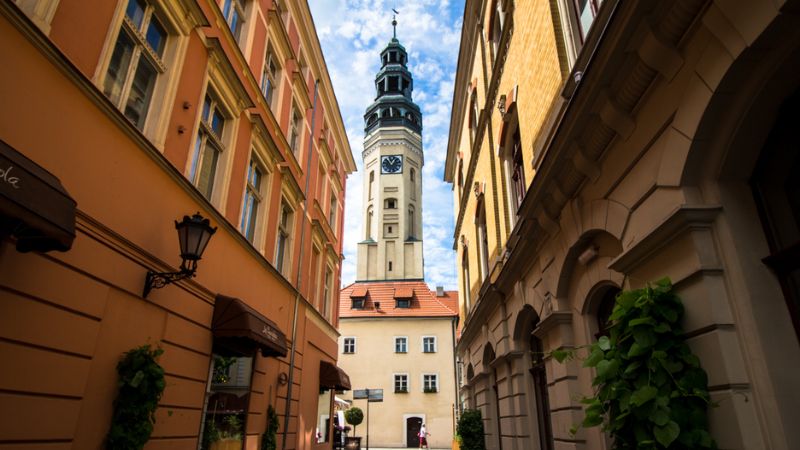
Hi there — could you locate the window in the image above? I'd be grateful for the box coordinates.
[200,354,253,450]
[423,374,438,393]
[395,337,408,353]
[222,0,246,42]
[410,168,416,199]
[240,154,264,243]
[509,130,526,214]
[190,92,226,200]
[573,0,603,41]
[366,206,374,240]
[261,47,280,109]
[457,159,464,202]
[322,267,333,320]
[396,298,410,308]
[329,194,337,228]
[275,200,293,275]
[422,336,437,353]
[394,374,409,393]
[289,104,302,155]
[408,205,415,239]
[385,198,397,209]
[469,92,479,147]
[490,0,506,62]
[343,337,356,354]
[368,171,375,199]
[461,244,472,313]
[476,198,490,281]
[103,0,168,130]
[351,298,365,309]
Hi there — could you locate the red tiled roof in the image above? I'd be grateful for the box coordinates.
[339,281,459,318]
[350,286,368,298]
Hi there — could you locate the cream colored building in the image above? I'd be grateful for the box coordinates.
[445,0,800,449]
[338,282,459,448]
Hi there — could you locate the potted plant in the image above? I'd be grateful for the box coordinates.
[209,414,243,450]
[344,407,364,450]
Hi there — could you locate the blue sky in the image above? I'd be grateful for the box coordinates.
[309,1,464,289]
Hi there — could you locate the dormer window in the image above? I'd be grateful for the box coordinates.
[350,287,367,309]
[396,298,410,308]
[351,298,365,309]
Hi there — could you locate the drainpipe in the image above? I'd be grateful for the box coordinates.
[282,78,320,450]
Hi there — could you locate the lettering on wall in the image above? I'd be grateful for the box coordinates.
[0,165,21,189]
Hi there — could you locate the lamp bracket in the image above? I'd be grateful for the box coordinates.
[143,264,196,298]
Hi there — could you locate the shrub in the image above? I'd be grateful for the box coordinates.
[261,405,279,450]
[457,409,486,450]
[344,407,364,436]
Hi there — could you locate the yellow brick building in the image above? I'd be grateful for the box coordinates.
[445,1,800,449]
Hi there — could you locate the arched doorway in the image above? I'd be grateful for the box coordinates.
[406,416,422,448]
[482,344,502,450]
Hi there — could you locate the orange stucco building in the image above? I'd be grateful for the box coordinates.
[0,1,355,449]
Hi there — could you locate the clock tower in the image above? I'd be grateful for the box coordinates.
[356,18,424,281]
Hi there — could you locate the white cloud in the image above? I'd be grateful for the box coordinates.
[311,1,462,290]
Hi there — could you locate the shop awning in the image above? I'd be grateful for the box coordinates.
[0,139,76,252]
[320,360,351,391]
[212,295,288,357]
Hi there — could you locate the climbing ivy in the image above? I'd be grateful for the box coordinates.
[105,344,166,450]
[554,278,717,449]
[261,404,279,450]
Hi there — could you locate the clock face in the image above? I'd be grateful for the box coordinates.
[381,155,403,174]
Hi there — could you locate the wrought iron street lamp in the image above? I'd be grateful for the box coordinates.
[143,212,217,298]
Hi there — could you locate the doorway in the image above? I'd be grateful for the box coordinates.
[406,416,422,448]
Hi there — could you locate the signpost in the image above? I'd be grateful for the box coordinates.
[353,388,383,450]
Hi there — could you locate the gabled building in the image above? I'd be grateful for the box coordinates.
[445,0,800,449]
[337,281,459,449]
[0,1,355,449]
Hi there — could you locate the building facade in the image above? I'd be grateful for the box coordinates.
[356,21,424,282]
[337,282,459,449]
[0,0,355,449]
[445,0,800,449]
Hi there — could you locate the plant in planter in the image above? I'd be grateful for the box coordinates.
[344,407,364,449]
[553,278,717,449]
[423,387,438,393]
[261,405,279,450]
[105,344,166,450]
[457,409,485,450]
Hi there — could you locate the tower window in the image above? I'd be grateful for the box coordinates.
[385,198,397,209]
[388,76,399,92]
[388,261,393,271]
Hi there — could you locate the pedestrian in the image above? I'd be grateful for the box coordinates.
[419,423,429,449]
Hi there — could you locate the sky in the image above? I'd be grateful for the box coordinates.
[309,1,464,289]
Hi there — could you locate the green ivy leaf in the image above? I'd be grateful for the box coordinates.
[630,385,658,407]
[584,348,605,368]
[598,335,611,351]
[596,359,619,380]
[130,370,144,388]
[654,420,680,447]
[628,317,655,327]
[650,407,670,426]
[551,348,572,363]
[627,342,648,358]
[633,328,657,348]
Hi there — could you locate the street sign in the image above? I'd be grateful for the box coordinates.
[353,389,368,399]
[367,389,383,402]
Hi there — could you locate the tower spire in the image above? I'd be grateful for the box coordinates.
[392,9,399,39]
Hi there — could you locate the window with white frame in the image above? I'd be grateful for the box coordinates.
[462,243,472,313]
[240,153,266,243]
[102,0,169,130]
[422,336,437,353]
[289,103,302,155]
[222,0,246,42]
[368,171,374,199]
[275,199,293,275]
[394,374,409,393]
[408,205,415,239]
[476,198,490,281]
[573,0,603,42]
[490,0,506,63]
[261,46,280,109]
[329,193,337,228]
[190,91,227,200]
[410,168,416,199]
[365,205,374,240]
[343,337,356,354]
[395,336,407,353]
[423,374,438,393]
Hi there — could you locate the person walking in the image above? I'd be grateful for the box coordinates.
[418,423,429,449]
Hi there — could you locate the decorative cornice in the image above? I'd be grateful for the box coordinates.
[533,311,573,338]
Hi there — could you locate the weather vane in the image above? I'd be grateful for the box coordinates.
[392,8,399,39]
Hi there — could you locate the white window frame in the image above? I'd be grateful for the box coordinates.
[394,373,409,393]
[189,90,229,201]
[422,373,438,393]
[322,265,333,321]
[222,0,247,43]
[261,44,281,110]
[421,336,437,353]
[342,337,356,354]
[240,151,267,244]
[275,198,294,276]
[395,336,408,353]
[289,102,303,155]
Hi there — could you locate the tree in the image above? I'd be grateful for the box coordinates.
[457,409,486,450]
[344,407,364,436]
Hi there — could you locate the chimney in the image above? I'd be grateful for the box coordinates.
[436,286,444,297]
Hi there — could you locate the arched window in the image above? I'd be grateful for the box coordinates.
[476,197,490,281]
[457,159,464,202]
[408,205,415,239]
[384,198,397,209]
[469,91,479,147]
[595,287,619,339]
[530,335,554,450]
[501,120,526,224]
[410,168,417,199]
[490,0,505,63]
[366,205,374,240]
[368,171,374,200]
[461,242,472,313]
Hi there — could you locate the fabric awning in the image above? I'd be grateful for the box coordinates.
[320,360,351,391]
[212,295,288,357]
[0,139,76,252]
